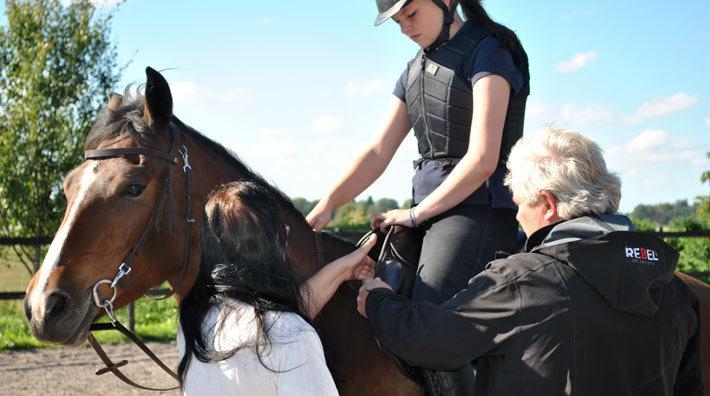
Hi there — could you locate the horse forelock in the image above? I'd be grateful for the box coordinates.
[85,86,152,151]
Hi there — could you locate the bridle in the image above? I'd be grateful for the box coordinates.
[85,123,194,320]
[82,122,195,390]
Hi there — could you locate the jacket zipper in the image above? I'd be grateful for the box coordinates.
[420,54,434,158]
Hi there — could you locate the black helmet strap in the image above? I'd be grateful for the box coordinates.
[425,0,456,53]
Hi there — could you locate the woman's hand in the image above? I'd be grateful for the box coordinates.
[306,199,334,232]
[371,208,415,232]
[302,234,377,319]
[357,277,393,318]
[333,233,377,281]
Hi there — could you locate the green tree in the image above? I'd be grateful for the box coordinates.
[629,216,657,232]
[366,197,399,217]
[701,152,710,185]
[698,152,710,222]
[631,200,697,226]
[332,201,370,231]
[0,0,121,273]
[665,217,710,276]
[363,196,375,216]
[291,197,317,217]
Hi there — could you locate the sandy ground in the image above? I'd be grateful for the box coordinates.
[0,342,181,396]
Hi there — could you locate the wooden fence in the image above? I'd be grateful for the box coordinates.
[3,230,710,331]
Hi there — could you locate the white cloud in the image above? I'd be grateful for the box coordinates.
[622,93,698,124]
[524,101,614,126]
[606,130,707,208]
[559,104,615,125]
[234,141,299,161]
[344,80,390,97]
[705,118,710,128]
[170,81,252,105]
[312,115,344,133]
[171,81,203,103]
[523,100,555,126]
[608,129,697,164]
[555,51,598,73]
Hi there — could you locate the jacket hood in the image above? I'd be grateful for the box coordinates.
[530,215,679,316]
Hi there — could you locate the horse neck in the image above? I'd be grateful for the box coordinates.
[284,218,357,280]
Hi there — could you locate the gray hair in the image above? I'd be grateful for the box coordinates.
[504,126,621,219]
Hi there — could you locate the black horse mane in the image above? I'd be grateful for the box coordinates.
[85,90,308,224]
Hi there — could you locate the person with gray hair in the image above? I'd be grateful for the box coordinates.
[356,126,703,395]
[504,126,621,220]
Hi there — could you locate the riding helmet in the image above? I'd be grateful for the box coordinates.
[375,0,413,25]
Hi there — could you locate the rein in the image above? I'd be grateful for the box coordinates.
[83,123,195,390]
[87,323,179,391]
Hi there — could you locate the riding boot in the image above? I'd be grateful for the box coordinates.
[422,365,476,396]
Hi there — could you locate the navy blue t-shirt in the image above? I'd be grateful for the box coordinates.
[394,30,525,209]
[394,35,525,100]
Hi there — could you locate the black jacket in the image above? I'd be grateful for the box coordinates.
[366,215,703,395]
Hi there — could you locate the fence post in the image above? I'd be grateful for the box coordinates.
[33,246,41,273]
[128,302,135,333]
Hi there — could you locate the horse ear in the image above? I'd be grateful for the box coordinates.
[143,67,173,129]
[107,92,123,111]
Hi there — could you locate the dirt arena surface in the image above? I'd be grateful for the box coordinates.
[0,342,180,396]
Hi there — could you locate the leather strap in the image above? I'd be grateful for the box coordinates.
[88,321,179,391]
[156,152,195,300]
[314,231,325,268]
[85,124,182,164]
[85,147,177,163]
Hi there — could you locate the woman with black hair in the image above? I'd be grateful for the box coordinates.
[307,1,529,393]
[177,181,375,394]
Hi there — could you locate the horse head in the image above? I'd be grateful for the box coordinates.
[25,67,198,345]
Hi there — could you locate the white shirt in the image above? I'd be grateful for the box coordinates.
[177,299,338,396]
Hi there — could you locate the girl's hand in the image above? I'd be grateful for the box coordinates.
[306,198,334,232]
[371,208,414,232]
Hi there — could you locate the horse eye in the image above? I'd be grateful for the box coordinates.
[123,184,145,198]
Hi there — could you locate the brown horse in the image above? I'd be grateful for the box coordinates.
[24,67,710,394]
[24,67,419,395]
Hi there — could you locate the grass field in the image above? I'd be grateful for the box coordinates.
[0,298,178,351]
[0,248,177,351]
[0,247,34,292]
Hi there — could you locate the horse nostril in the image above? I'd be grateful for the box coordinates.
[45,292,71,320]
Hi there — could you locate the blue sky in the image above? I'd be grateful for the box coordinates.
[4,1,710,213]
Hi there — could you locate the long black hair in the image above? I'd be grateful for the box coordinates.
[458,0,530,83]
[177,180,308,385]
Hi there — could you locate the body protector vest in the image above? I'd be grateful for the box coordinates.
[405,23,530,168]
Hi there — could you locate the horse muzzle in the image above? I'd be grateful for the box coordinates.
[24,289,95,345]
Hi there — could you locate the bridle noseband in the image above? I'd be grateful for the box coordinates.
[82,123,195,390]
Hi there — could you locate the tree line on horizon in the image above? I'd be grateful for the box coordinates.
[291,196,409,231]
[290,195,710,278]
